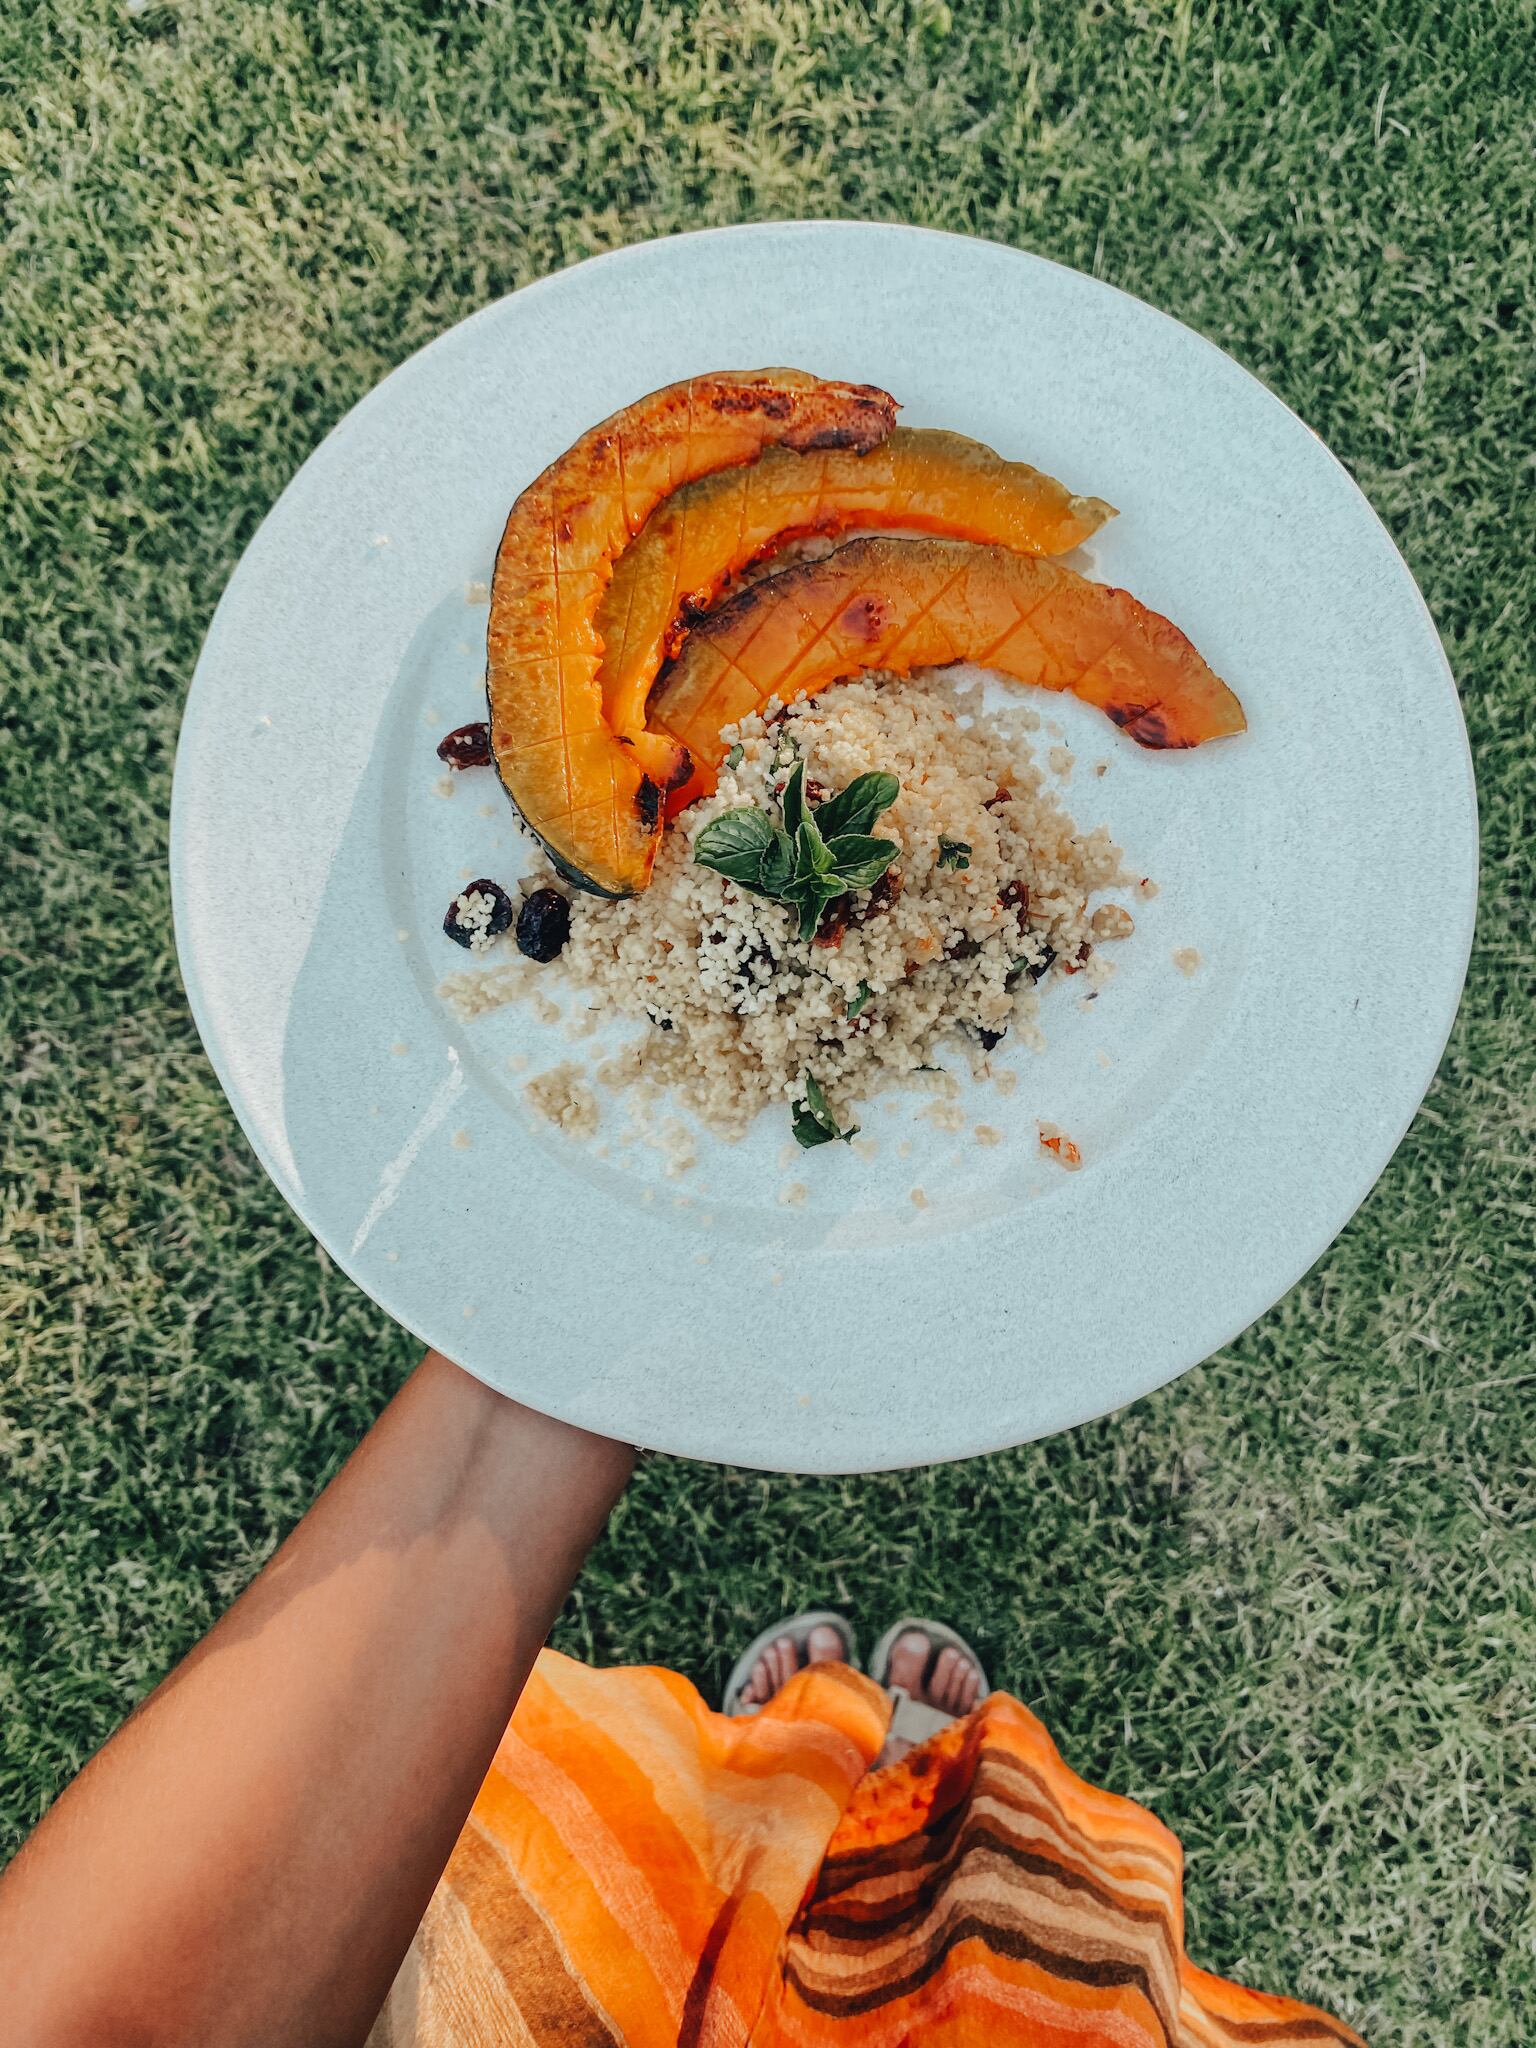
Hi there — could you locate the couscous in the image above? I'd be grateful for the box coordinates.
[440,671,1136,1148]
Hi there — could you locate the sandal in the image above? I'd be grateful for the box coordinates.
[868,1617,989,1747]
[722,1610,858,1717]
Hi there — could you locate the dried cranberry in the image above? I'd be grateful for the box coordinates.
[805,778,829,807]
[815,897,850,948]
[855,869,903,923]
[1061,940,1093,976]
[978,1025,1008,1051]
[985,787,1012,810]
[443,878,514,950]
[437,721,492,770]
[514,886,571,962]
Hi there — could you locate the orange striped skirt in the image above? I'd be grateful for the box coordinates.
[369,1651,1362,2047]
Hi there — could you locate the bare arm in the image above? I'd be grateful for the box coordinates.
[0,1350,635,2048]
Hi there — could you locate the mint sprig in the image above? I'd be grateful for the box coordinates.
[693,762,900,941]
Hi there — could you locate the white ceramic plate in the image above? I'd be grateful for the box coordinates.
[171,222,1476,1473]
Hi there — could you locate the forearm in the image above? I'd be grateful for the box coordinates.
[0,1350,634,2048]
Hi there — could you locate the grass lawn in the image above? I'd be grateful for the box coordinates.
[3,2,1533,2037]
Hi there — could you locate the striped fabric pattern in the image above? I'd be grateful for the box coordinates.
[368,1652,1363,2048]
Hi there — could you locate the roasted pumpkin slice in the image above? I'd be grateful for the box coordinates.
[650,536,1245,797]
[598,428,1115,752]
[487,369,897,895]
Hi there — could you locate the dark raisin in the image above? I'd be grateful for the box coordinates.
[515,886,571,963]
[443,878,514,950]
[437,721,492,770]
[805,778,829,807]
[999,880,1030,920]
[1008,942,1056,988]
[1061,940,1093,976]
[730,940,776,1002]
[978,1025,1008,1051]
[646,1008,674,1031]
[985,787,1012,810]
[945,935,981,961]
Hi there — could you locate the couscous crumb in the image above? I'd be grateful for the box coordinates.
[1173,946,1203,977]
[1091,904,1135,941]
[1037,1121,1083,1171]
[523,1063,599,1140]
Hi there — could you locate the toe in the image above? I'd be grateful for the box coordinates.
[806,1623,844,1667]
[886,1629,929,1694]
[959,1663,981,1713]
[932,1645,961,1710]
[772,1635,796,1692]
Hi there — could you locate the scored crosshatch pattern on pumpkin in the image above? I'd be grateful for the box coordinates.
[487,370,898,896]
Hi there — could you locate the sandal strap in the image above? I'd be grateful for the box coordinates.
[887,1686,955,1747]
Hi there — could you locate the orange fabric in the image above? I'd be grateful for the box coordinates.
[368,1653,1364,2048]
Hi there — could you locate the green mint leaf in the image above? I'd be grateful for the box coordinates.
[937,836,972,871]
[791,1102,839,1148]
[794,892,823,941]
[847,980,872,1019]
[824,833,900,891]
[791,1072,859,1148]
[758,827,796,897]
[693,807,777,887]
[724,742,744,770]
[814,771,900,841]
[794,813,834,880]
[803,1072,833,1124]
[781,761,806,836]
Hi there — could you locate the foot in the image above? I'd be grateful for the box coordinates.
[876,1628,984,1766]
[736,1622,847,1709]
